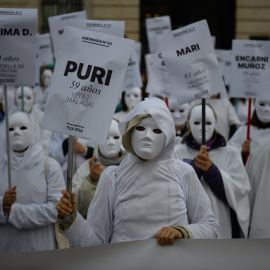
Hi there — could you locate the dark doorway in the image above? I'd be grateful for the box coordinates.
[140,0,236,70]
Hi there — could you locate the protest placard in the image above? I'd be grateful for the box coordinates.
[36,33,54,67]
[122,43,143,90]
[230,40,270,99]
[146,52,174,98]
[156,20,226,105]
[42,26,134,144]
[0,8,37,86]
[146,15,171,53]
[48,11,87,61]
[65,19,125,37]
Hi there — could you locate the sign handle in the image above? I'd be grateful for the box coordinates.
[4,86,12,190]
[165,97,169,108]
[65,135,75,223]
[201,98,206,147]
[245,98,252,164]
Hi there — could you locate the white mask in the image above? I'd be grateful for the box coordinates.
[124,87,142,111]
[42,69,53,87]
[99,120,122,158]
[9,112,34,152]
[131,116,166,160]
[169,99,190,126]
[255,99,270,123]
[15,87,34,113]
[189,105,216,144]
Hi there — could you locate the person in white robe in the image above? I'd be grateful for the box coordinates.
[174,101,250,238]
[72,119,128,218]
[56,98,218,247]
[49,132,95,183]
[14,86,51,155]
[34,69,53,111]
[228,98,270,163]
[168,98,190,145]
[114,87,144,121]
[207,95,241,141]
[245,142,270,238]
[0,111,65,252]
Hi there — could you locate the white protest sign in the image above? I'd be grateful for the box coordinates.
[135,42,142,67]
[146,16,171,53]
[224,50,232,86]
[145,53,155,79]
[65,19,125,37]
[122,43,142,90]
[0,8,37,86]
[146,52,174,98]
[48,11,87,61]
[42,26,134,144]
[36,33,54,67]
[230,40,270,98]
[156,20,226,105]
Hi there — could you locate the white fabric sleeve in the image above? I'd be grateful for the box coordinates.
[0,196,8,224]
[175,161,219,239]
[8,158,65,229]
[218,148,250,237]
[64,166,117,247]
[72,159,90,201]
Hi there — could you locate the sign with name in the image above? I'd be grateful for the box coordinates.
[145,53,155,79]
[48,11,87,61]
[122,43,143,90]
[230,40,270,98]
[0,8,37,86]
[146,52,174,98]
[42,26,134,144]
[66,19,125,37]
[36,33,54,67]
[146,16,172,53]
[156,20,226,105]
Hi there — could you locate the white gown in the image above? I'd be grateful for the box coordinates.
[246,142,270,238]
[0,133,65,252]
[174,143,250,238]
[63,98,218,247]
[228,125,270,153]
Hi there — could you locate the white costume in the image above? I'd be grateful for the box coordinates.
[61,98,218,247]
[34,69,53,111]
[228,99,270,154]
[246,142,270,238]
[14,86,51,155]
[207,98,241,141]
[0,112,65,252]
[114,87,142,121]
[72,119,127,217]
[174,103,250,238]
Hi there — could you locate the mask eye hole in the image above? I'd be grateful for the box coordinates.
[114,136,120,140]
[136,126,145,131]
[170,110,175,113]
[206,121,212,125]
[180,110,184,113]
[194,121,200,125]
[153,129,162,134]
[9,127,14,131]
[27,97,31,100]
[134,94,138,98]
[20,126,27,130]
[126,94,130,98]
[259,103,265,106]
